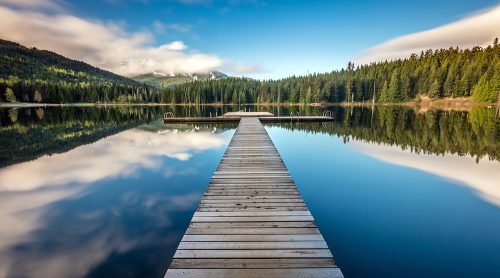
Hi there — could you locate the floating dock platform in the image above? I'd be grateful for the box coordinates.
[163,112,334,124]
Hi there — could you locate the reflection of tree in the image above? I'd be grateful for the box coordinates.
[7,108,17,123]
[0,107,157,168]
[35,108,44,120]
[268,106,499,162]
[1,105,497,167]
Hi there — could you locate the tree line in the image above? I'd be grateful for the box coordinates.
[163,39,499,104]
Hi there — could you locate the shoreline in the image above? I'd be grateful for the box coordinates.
[1,97,496,111]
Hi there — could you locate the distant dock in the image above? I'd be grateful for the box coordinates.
[163,111,334,124]
[164,114,343,277]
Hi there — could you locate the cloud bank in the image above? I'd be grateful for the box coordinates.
[355,5,500,65]
[0,1,232,76]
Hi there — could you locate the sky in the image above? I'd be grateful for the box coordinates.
[0,0,499,79]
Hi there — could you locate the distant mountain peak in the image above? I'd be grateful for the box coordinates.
[133,71,228,88]
[152,71,167,77]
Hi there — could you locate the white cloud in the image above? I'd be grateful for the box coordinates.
[162,40,188,51]
[355,5,500,65]
[226,63,265,75]
[0,3,225,76]
[0,0,63,10]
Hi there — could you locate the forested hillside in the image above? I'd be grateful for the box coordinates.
[162,40,499,104]
[0,39,157,103]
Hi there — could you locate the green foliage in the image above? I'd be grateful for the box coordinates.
[428,79,441,98]
[472,58,500,102]
[163,40,499,104]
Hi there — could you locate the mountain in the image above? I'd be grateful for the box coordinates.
[0,39,154,103]
[133,71,228,88]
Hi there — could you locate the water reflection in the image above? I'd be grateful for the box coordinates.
[350,141,500,206]
[266,123,500,278]
[0,127,225,191]
[0,105,498,278]
[0,123,231,278]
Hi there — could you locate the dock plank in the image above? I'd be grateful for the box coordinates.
[165,268,344,278]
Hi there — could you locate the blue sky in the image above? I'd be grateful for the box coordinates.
[1,0,499,78]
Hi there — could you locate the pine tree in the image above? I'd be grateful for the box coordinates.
[428,79,441,98]
[305,86,313,103]
[380,80,389,102]
[388,70,400,101]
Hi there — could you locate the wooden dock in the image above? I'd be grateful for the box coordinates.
[164,116,333,124]
[165,117,343,277]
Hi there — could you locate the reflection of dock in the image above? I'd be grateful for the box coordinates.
[163,112,334,124]
[165,116,343,277]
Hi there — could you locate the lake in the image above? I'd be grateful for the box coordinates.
[0,105,498,278]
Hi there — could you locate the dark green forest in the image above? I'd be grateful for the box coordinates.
[0,39,157,103]
[1,38,498,104]
[163,39,499,104]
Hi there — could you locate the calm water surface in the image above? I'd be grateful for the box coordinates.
[0,105,498,278]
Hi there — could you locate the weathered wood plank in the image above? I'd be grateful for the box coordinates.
[173,249,333,259]
[202,195,302,200]
[201,198,304,203]
[199,202,306,207]
[193,211,311,217]
[169,258,336,269]
[191,216,314,222]
[181,234,326,242]
[177,241,328,250]
[189,221,317,229]
[165,268,343,278]
[196,207,309,212]
[185,227,320,235]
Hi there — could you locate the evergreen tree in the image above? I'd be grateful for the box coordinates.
[428,79,441,98]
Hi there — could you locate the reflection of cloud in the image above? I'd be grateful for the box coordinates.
[355,5,500,64]
[0,128,225,277]
[1,191,201,278]
[0,129,225,192]
[350,141,500,207]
